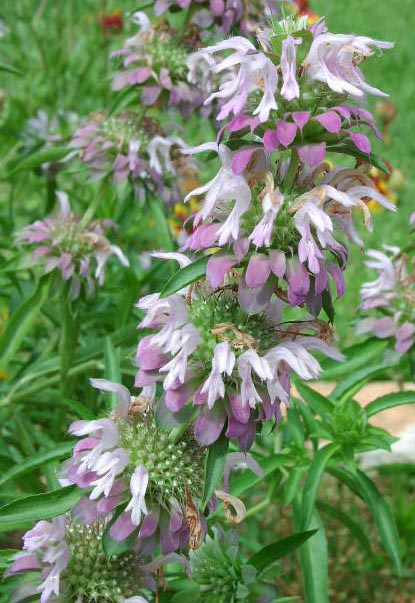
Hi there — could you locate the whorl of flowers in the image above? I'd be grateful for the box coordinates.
[110,12,213,117]
[71,110,188,203]
[60,379,207,554]
[6,516,152,602]
[178,17,395,317]
[18,191,128,298]
[189,527,278,602]
[135,281,343,450]
[357,236,415,354]
[153,0,284,35]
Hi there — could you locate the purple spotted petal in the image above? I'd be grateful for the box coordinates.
[276,121,297,148]
[206,255,236,289]
[238,274,275,315]
[292,111,311,130]
[194,405,226,446]
[269,250,286,278]
[327,263,345,297]
[128,67,151,85]
[297,143,326,167]
[263,128,279,152]
[110,511,137,540]
[231,148,257,175]
[348,132,371,154]
[245,254,271,289]
[7,555,40,575]
[314,111,342,134]
[395,322,415,354]
[141,86,162,105]
[137,336,165,371]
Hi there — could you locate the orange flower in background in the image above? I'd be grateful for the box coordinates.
[368,164,405,213]
[99,9,123,36]
[293,0,319,23]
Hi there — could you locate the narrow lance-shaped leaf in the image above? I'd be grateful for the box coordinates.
[365,391,415,417]
[160,256,209,298]
[300,443,338,529]
[202,433,229,509]
[0,486,83,533]
[331,360,398,402]
[354,469,402,575]
[294,502,329,603]
[0,275,50,373]
[0,442,74,488]
[7,147,73,175]
[104,336,121,410]
[249,529,317,572]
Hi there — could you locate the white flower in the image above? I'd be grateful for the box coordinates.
[126,465,149,526]
[201,342,236,409]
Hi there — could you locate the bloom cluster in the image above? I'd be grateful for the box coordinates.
[132,15,394,450]
[136,281,343,450]
[357,232,415,354]
[110,12,213,117]
[18,191,128,297]
[71,110,188,203]
[153,0,284,35]
[60,379,207,553]
[7,516,153,602]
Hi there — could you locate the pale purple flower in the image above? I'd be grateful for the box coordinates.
[18,191,128,297]
[201,37,278,121]
[281,35,300,101]
[304,33,393,98]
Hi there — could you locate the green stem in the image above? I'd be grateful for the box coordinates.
[245,497,270,519]
[80,182,105,228]
[59,288,79,398]
[283,149,299,193]
[148,193,174,253]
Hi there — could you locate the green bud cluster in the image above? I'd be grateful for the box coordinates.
[119,414,205,504]
[189,288,280,370]
[150,37,189,83]
[62,520,146,602]
[101,112,152,155]
[190,528,257,603]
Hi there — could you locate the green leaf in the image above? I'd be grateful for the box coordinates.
[63,398,96,420]
[300,443,338,529]
[0,549,18,569]
[160,256,209,298]
[0,275,50,373]
[108,87,141,116]
[294,382,335,419]
[331,361,398,402]
[148,195,174,252]
[0,486,83,532]
[202,433,229,509]
[294,507,328,603]
[0,442,74,488]
[316,501,372,553]
[320,339,387,379]
[7,147,72,175]
[328,143,389,173]
[365,391,415,418]
[354,470,402,575]
[250,530,317,572]
[0,62,23,76]
[104,336,121,410]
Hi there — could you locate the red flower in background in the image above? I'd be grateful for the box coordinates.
[294,0,319,22]
[99,9,123,36]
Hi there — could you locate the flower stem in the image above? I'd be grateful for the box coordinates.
[283,149,299,193]
[59,287,79,398]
